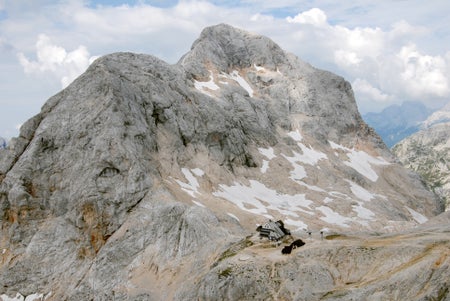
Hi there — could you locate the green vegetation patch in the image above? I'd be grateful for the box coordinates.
[325,234,348,240]
[218,267,233,279]
[217,236,254,263]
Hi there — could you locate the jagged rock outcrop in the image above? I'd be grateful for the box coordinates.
[393,122,450,210]
[0,24,446,300]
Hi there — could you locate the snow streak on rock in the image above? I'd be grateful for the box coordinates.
[175,168,204,197]
[226,70,254,97]
[316,206,351,228]
[213,180,313,222]
[194,71,220,96]
[406,207,428,224]
[330,141,390,182]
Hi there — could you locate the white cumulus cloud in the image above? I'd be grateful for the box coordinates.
[284,7,450,112]
[397,44,449,98]
[286,8,327,26]
[334,50,362,67]
[17,34,97,88]
[352,78,391,103]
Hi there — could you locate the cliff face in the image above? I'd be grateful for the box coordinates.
[393,122,450,211]
[0,24,446,301]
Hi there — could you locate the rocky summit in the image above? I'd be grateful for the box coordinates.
[0,24,448,301]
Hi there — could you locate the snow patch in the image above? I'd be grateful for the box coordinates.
[191,168,205,177]
[287,130,303,142]
[347,180,375,202]
[284,218,308,231]
[330,141,390,182]
[346,180,376,222]
[329,191,352,200]
[258,147,276,160]
[316,206,351,228]
[254,64,266,72]
[298,181,325,192]
[352,203,375,221]
[25,294,44,301]
[220,70,254,97]
[259,147,276,173]
[194,71,220,96]
[1,293,45,301]
[227,212,240,221]
[282,143,326,182]
[231,70,254,97]
[175,168,203,197]
[192,200,205,208]
[0,294,24,301]
[214,180,313,219]
[296,143,327,165]
[261,160,270,173]
[406,207,428,224]
[323,197,333,204]
[282,154,307,181]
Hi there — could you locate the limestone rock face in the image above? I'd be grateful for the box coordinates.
[181,24,376,146]
[393,122,450,210]
[0,24,446,300]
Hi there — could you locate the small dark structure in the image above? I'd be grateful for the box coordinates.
[281,245,293,254]
[256,220,291,241]
[281,239,306,255]
[291,239,305,249]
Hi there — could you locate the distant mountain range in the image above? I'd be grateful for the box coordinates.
[363,101,434,148]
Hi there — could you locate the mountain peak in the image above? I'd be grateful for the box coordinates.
[180,23,291,75]
[178,24,377,147]
[0,25,444,300]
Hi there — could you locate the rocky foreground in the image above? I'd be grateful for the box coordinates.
[0,24,448,300]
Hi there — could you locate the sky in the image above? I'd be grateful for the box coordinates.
[0,0,449,138]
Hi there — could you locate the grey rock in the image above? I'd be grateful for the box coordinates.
[421,101,450,128]
[0,24,446,301]
[393,122,450,210]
